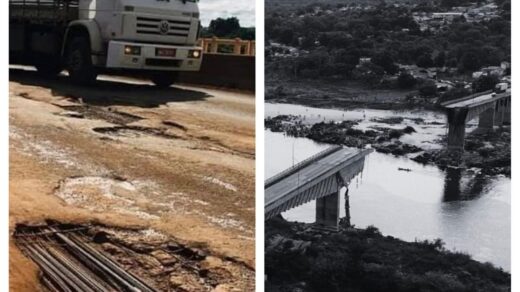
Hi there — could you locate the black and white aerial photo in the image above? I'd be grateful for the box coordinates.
[264,0,511,291]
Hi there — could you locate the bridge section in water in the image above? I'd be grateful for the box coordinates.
[265,146,372,230]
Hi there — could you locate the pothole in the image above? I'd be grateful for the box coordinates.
[14,221,255,291]
[93,126,181,139]
[54,176,164,220]
[18,92,39,101]
[162,120,188,131]
[57,105,143,125]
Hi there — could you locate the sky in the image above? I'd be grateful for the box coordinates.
[198,0,255,28]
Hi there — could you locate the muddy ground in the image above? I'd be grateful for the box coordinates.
[9,67,255,291]
[265,78,429,110]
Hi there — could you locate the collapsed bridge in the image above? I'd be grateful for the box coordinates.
[265,146,373,230]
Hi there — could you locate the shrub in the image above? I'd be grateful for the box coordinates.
[473,75,499,93]
[418,81,438,98]
[439,87,471,103]
[398,72,417,89]
[365,225,382,236]
[417,54,434,68]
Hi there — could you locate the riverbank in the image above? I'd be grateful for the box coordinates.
[265,218,510,292]
[266,79,436,111]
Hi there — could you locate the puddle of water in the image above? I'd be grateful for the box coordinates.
[202,176,238,192]
[55,176,163,220]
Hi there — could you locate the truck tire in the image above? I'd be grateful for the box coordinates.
[151,73,178,88]
[35,59,62,77]
[66,37,97,85]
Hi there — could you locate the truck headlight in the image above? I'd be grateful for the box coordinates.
[189,50,201,58]
[124,45,141,56]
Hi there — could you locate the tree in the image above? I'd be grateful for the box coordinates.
[495,0,511,11]
[413,45,433,61]
[417,54,434,68]
[398,72,417,89]
[472,75,499,93]
[459,51,482,72]
[334,49,361,74]
[278,28,294,45]
[353,63,385,84]
[371,51,399,75]
[238,28,255,40]
[300,35,316,49]
[446,58,458,68]
[418,81,438,98]
[208,17,241,38]
[501,1,511,12]
[441,0,470,8]
[439,87,471,103]
[434,52,446,68]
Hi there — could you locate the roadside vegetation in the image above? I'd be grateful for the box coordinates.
[201,17,255,40]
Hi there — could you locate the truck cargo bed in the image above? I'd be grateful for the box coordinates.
[10,0,79,24]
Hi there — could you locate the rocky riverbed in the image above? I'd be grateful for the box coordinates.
[265,115,510,176]
[412,129,511,176]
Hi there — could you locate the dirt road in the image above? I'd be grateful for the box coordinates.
[9,67,255,291]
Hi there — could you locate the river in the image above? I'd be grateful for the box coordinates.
[265,103,511,270]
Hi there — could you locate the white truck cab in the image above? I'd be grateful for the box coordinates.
[10,0,203,87]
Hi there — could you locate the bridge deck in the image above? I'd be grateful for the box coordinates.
[265,147,372,218]
[444,89,510,109]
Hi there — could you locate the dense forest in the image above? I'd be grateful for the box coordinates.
[266,0,510,83]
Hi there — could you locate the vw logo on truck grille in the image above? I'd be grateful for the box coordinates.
[159,20,170,35]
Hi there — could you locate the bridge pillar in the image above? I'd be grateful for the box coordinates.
[315,190,340,231]
[504,97,511,125]
[494,100,505,127]
[344,188,351,227]
[446,109,468,151]
[447,122,466,150]
[478,106,495,132]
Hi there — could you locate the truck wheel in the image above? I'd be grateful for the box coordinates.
[66,37,97,84]
[151,73,178,88]
[35,59,62,77]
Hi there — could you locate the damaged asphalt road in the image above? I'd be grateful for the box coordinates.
[9,67,255,291]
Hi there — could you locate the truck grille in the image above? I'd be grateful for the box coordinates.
[136,17,191,37]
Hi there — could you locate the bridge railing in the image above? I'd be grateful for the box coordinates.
[265,145,343,188]
[199,37,255,56]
